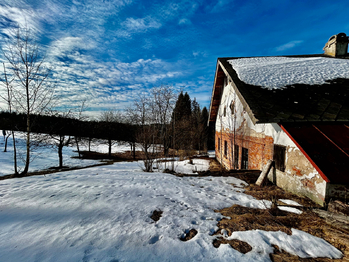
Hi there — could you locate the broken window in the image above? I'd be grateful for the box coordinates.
[241,147,249,169]
[230,101,235,115]
[273,144,286,172]
[223,75,228,87]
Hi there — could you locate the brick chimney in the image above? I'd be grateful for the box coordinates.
[323,33,349,57]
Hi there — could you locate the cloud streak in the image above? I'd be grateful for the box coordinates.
[45,38,183,116]
[275,40,304,52]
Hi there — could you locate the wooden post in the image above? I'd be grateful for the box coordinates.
[256,159,274,186]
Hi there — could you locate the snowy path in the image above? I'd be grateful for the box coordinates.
[0,161,342,262]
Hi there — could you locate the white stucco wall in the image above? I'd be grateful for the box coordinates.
[215,83,246,133]
[216,82,300,147]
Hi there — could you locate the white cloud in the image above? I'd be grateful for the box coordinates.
[116,16,162,38]
[0,0,209,117]
[178,18,191,25]
[48,36,97,59]
[0,4,41,36]
[43,45,182,116]
[192,50,208,57]
[124,17,161,31]
[275,40,304,52]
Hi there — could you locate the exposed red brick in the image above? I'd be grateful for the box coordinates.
[215,130,273,170]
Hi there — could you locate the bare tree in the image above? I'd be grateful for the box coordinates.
[127,86,176,171]
[0,63,19,175]
[44,111,74,169]
[50,133,72,169]
[1,26,54,176]
[149,85,176,156]
[127,92,159,172]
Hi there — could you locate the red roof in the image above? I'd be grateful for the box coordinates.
[280,123,349,184]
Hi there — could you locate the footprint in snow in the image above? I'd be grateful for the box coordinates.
[148,235,162,244]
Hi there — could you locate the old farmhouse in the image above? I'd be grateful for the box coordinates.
[208,33,349,206]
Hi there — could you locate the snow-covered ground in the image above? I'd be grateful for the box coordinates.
[0,133,109,176]
[0,132,343,261]
[0,132,208,176]
[229,56,349,89]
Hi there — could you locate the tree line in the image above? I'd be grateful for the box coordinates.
[0,111,134,141]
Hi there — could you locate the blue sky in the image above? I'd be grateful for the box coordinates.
[0,0,349,118]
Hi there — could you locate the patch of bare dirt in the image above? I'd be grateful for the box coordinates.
[150,210,163,222]
[180,229,198,241]
[213,237,252,254]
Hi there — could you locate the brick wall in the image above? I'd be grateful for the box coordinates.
[215,130,274,170]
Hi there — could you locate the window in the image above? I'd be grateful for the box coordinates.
[223,76,228,87]
[230,101,235,115]
[218,138,221,151]
[224,140,227,157]
[241,147,249,169]
[223,106,226,117]
[274,145,286,172]
[233,145,239,169]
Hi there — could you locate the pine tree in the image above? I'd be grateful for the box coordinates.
[200,107,209,152]
[171,92,192,150]
[191,98,201,150]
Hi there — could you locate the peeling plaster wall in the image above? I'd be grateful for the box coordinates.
[269,147,327,206]
[215,82,327,205]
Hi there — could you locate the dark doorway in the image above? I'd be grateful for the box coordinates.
[241,147,249,169]
[274,144,286,172]
[224,140,228,157]
[233,145,239,169]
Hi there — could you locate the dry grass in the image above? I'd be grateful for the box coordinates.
[214,203,349,261]
[209,162,349,261]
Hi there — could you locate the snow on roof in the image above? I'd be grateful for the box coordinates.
[228,57,349,89]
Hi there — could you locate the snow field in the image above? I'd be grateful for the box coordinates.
[0,160,342,261]
[0,133,343,261]
[0,133,103,176]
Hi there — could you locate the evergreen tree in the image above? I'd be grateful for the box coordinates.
[200,107,209,152]
[170,93,209,152]
[171,92,192,150]
[182,92,192,119]
[191,98,201,150]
